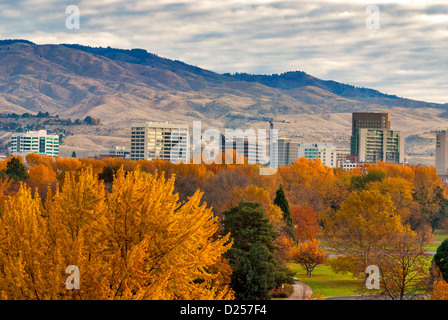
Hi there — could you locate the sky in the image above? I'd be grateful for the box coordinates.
[0,0,447,103]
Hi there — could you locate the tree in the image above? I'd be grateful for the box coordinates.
[376,228,428,300]
[290,205,320,243]
[0,167,234,300]
[273,184,293,236]
[433,239,448,283]
[222,200,293,300]
[3,157,29,181]
[325,189,405,277]
[430,280,448,300]
[291,238,326,277]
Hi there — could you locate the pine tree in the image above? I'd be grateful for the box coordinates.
[222,200,293,300]
[4,157,29,181]
[273,184,294,236]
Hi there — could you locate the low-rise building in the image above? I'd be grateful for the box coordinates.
[9,130,59,157]
[298,142,336,168]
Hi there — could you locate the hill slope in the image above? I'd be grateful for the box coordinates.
[0,39,447,164]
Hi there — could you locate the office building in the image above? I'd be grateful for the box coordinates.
[350,112,404,164]
[351,112,390,135]
[277,138,299,167]
[131,122,189,162]
[9,130,59,157]
[336,149,350,168]
[352,128,404,164]
[298,142,336,168]
[436,130,448,179]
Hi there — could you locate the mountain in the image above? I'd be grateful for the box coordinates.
[0,39,447,163]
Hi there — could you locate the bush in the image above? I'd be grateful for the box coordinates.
[270,283,294,298]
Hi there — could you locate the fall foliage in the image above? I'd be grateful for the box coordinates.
[0,154,447,300]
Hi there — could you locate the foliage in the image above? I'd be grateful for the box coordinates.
[2,157,29,181]
[291,238,326,277]
[222,200,293,300]
[273,184,293,232]
[0,167,233,300]
[433,239,448,283]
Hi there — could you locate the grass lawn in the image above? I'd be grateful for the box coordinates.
[424,229,448,252]
[287,263,363,297]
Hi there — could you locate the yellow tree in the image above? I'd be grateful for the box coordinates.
[103,168,233,300]
[325,189,405,277]
[0,184,63,299]
[0,166,234,300]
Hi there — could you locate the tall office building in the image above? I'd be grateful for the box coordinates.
[351,112,390,135]
[298,142,336,168]
[130,122,189,162]
[436,130,448,179]
[9,130,59,157]
[277,138,299,166]
[350,112,404,164]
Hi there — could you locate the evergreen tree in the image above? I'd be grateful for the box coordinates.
[434,239,448,283]
[4,157,29,181]
[222,200,293,300]
[273,184,293,231]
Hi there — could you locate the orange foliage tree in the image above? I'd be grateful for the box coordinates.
[291,238,326,277]
[0,167,234,300]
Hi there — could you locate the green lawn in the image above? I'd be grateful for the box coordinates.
[424,229,448,252]
[287,263,363,298]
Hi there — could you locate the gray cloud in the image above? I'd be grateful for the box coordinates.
[0,0,447,103]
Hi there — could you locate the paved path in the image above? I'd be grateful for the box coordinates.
[285,280,314,300]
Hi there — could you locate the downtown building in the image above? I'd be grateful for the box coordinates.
[130,122,189,162]
[276,138,299,167]
[298,142,337,168]
[435,130,448,180]
[9,130,59,157]
[350,112,404,164]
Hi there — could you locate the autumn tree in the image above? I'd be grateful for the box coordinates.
[290,205,320,243]
[291,239,326,277]
[376,228,428,300]
[430,280,448,300]
[325,189,405,277]
[0,167,234,300]
[291,238,326,277]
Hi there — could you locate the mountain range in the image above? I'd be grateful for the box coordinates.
[0,39,447,164]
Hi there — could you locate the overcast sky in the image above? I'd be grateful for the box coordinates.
[0,0,447,103]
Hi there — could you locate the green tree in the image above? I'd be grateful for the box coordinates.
[273,184,293,230]
[3,157,29,181]
[434,239,448,283]
[222,200,293,300]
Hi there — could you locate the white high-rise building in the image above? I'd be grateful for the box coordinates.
[298,142,336,168]
[9,130,59,157]
[130,122,189,162]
